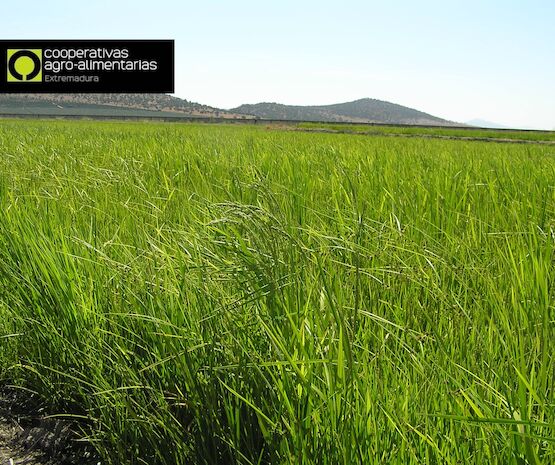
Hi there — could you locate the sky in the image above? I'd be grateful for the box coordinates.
[2,0,554,129]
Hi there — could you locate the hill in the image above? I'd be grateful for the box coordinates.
[0,94,457,126]
[466,118,509,129]
[0,94,250,119]
[231,98,456,125]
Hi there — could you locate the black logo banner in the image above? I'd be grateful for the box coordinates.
[0,40,174,93]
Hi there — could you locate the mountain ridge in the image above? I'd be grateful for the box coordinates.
[466,118,509,129]
[231,98,457,125]
[0,93,250,119]
[0,94,458,125]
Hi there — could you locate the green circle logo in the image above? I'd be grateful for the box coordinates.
[7,49,42,82]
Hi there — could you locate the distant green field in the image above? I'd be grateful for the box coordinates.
[298,121,555,142]
[0,98,185,118]
[0,120,554,465]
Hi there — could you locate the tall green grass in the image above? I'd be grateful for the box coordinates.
[0,120,553,464]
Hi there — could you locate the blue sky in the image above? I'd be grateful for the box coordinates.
[3,0,554,129]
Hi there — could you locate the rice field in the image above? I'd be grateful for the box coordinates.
[297,121,555,142]
[0,119,554,464]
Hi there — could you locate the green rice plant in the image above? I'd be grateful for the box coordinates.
[0,119,553,464]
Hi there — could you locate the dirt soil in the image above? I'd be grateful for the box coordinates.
[0,416,47,464]
[0,389,99,465]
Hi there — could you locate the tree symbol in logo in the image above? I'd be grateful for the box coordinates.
[7,49,42,82]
